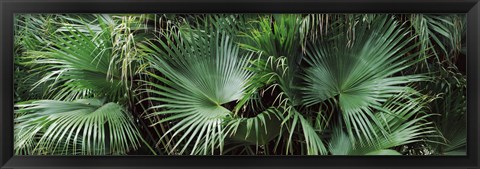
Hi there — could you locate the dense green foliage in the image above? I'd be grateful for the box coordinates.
[13,14,466,155]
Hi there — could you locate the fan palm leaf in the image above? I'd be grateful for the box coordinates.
[303,15,428,146]
[14,98,142,155]
[141,24,253,154]
[329,91,437,155]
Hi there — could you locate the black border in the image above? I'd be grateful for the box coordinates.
[1,0,479,169]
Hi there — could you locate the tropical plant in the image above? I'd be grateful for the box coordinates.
[13,13,466,156]
[240,14,331,155]
[24,14,149,102]
[14,14,157,155]
[14,98,142,155]
[140,24,254,154]
[418,66,467,155]
[329,91,436,155]
[302,15,428,146]
[410,14,466,69]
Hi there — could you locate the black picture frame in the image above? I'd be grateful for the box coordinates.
[1,0,479,169]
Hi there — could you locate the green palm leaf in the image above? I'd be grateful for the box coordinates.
[27,14,148,102]
[420,66,467,155]
[13,13,464,156]
[329,91,437,155]
[141,26,253,154]
[410,14,465,67]
[303,15,427,146]
[14,98,142,155]
[226,108,282,146]
[239,14,328,155]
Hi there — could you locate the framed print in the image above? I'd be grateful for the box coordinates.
[1,0,479,168]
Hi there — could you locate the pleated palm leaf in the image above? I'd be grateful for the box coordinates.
[303,15,428,146]
[14,14,154,155]
[141,26,253,154]
[14,98,142,155]
[329,92,437,155]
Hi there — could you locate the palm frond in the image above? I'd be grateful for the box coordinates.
[420,66,467,155]
[14,98,142,155]
[238,14,329,154]
[410,14,466,67]
[225,107,282,154]
[141,23,253,154]
[303,15,428,146]
[26,14,148,102]
[329,91,437,155]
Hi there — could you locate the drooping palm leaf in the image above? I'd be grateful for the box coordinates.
[14,14,60,101]
[420,66,467,155]
[14,98,142,155]
[27,14,148,102]
[300,14,378,49]
[410,14,466,68]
